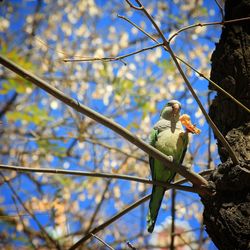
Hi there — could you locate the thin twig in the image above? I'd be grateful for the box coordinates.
[117,14,159,43]
[133,0,167,43]
[0,164,201,194]
[69,195,149,250]
[171,226,205,236]
[127,241,137,250]
[126,0,239,165]
[208,92,212,169]
[12,196,38,250]
[36,14,250,114]
[0,92,18,119]
[125,0,143,10]
[168,17,250,42]
[23,134,148,163]
[90,233,115,250]
[117,14,250,114]
[0,172,61,250]
[0,55,212,192]
[166,47,239,165]
[63,43,162,63]
[178,57,250,114]
[68,175,190,250]
[177,234,195,250]
[69,169,211,250]
[170,189,176,250]
[198,220,204,250]
[86,180,111,233]
[214,0,224,20]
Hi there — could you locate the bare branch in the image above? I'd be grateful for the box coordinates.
[125,0,143,10]
[68,175,190,250]
[91,233,115,250]
[0,164,204,194]
[168,17,250,42]
[207,92,213,170]
[0,55,212,192]
[0,92,18,119]
[68,169,211,249]
[118,14,250,114]
[63,43,162,63]
[124,0,240,165]
[170,189,176,250]
[178,58,250,114]
[127,241,137,250]
[23,134,148,163]
[0,172,61,250]
[166,47,240,165]
[12,196,38,250]
[86,181,111,233]
[214,0,224,20]
[117,14,159,43]
[177,234,196,250]
[69,195,149,250]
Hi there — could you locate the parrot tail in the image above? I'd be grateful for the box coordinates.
[147,185,165,233]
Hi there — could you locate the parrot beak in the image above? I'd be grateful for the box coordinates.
[172,103,181,116]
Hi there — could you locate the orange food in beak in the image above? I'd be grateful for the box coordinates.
[179,114,201,134]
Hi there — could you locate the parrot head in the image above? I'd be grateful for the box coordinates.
[160,100,181,121]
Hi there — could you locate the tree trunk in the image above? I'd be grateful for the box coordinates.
[202,0,250,249]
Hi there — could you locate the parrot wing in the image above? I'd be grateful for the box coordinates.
[147,125,188,233]
[178,132,189,165]
[149,128,158,176]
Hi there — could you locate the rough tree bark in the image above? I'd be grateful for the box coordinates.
[202,0,250,249]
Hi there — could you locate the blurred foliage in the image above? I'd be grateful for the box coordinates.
[0,0,222,249]
[0,45,34,94]
[6,105,53,125]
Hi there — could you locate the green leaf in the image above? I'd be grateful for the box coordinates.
[113,78,134,96]
[6,105,53,126]
[37,140,66,157]
[0,44,35,94]
[0,77,33,95]
[6,111,33,123]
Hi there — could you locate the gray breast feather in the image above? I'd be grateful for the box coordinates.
[154,119,184,133]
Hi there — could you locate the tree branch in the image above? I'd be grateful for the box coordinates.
[86,180,111,233]
[22,133,148,163]
[125,0,240,165]
[69,170,211,249]
[214,0,224,20]
[91,233,115,250]
[0,164,207,194]
[12,196,38,250]
[0,92,18,119]
[68,175,191,250]
[168,17,250,42]
[0,55,213,193]
[178,58,250,114]
[63,43,162,63]
[111,14,250,114]
[125,0,143,10]
[0,172,61,250]
[121,14,249,114]
[170,189,176,250]
[69,194,149,250]
[117,14,159,43]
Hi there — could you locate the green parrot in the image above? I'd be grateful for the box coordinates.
[147,100,189,233]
